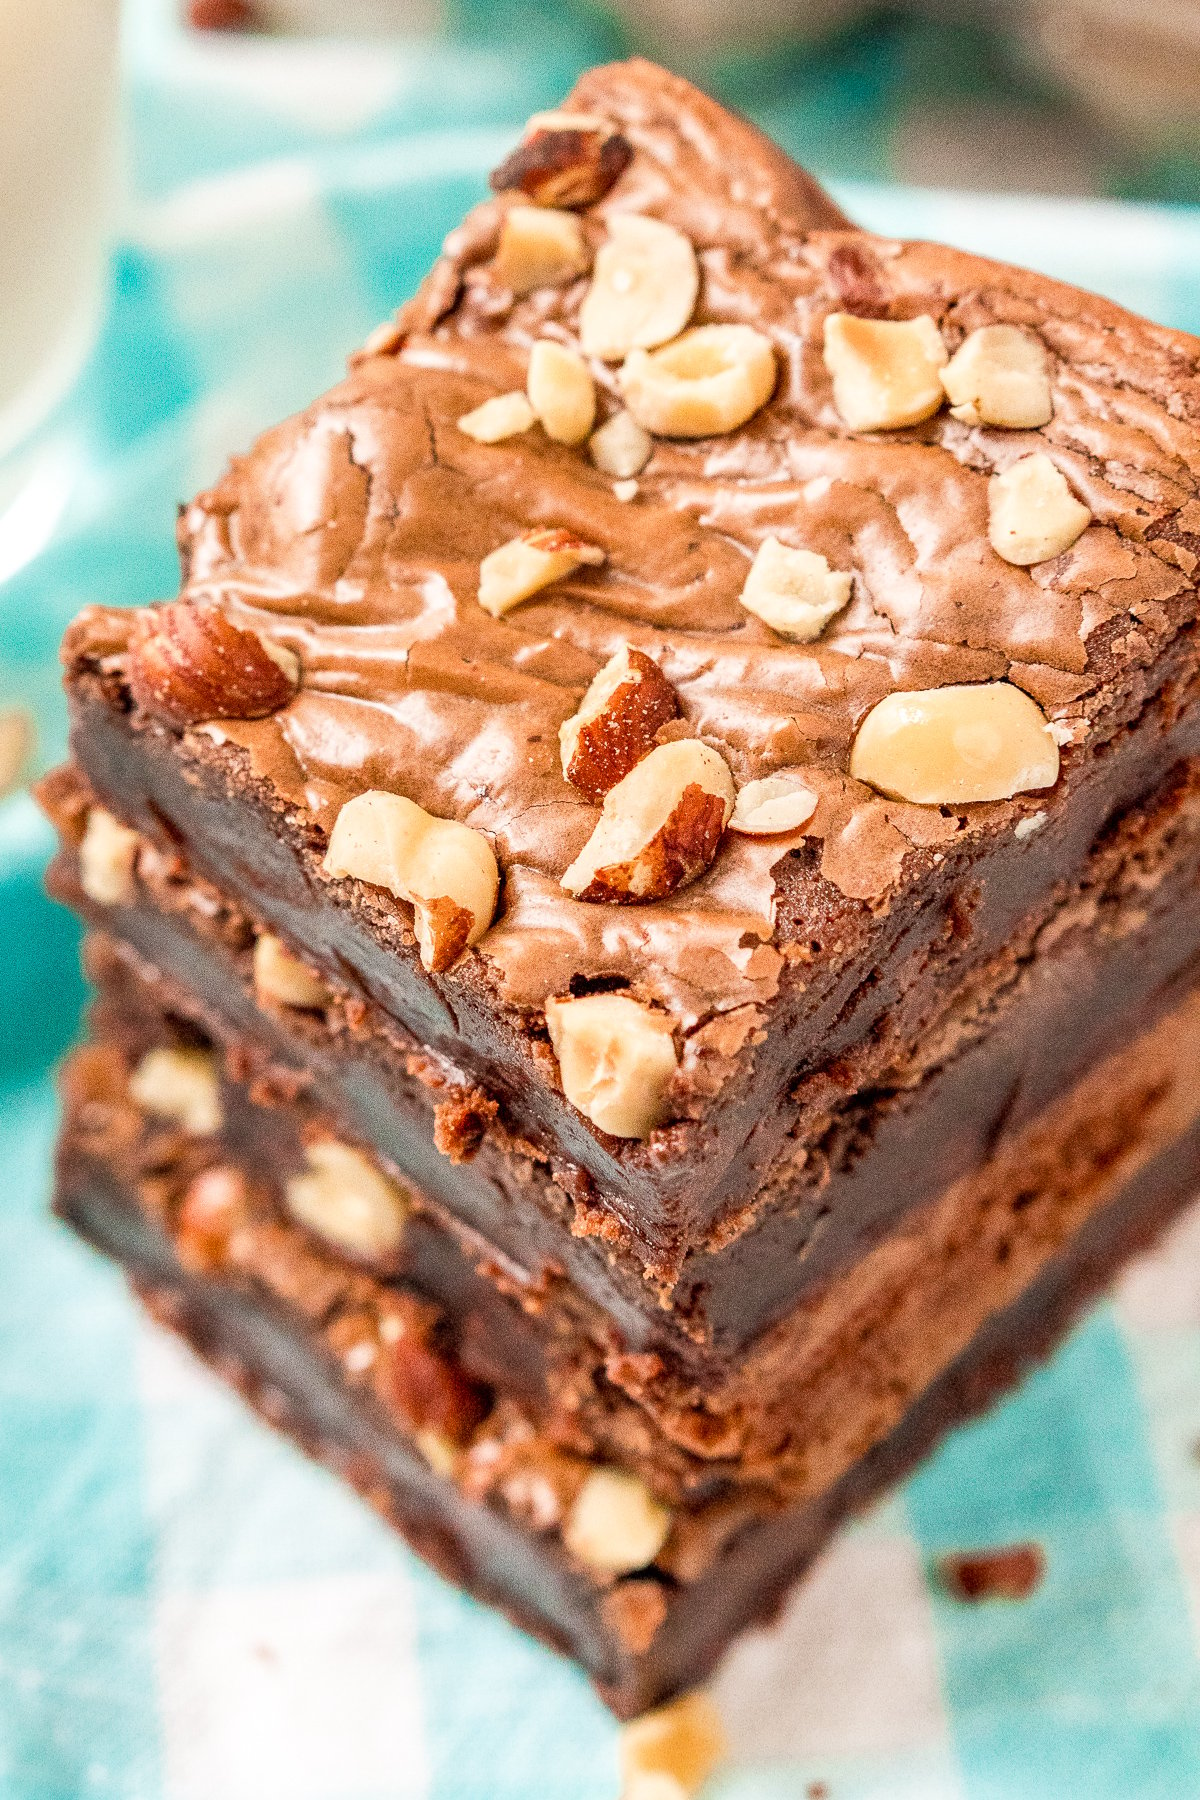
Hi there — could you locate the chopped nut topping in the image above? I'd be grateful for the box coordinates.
[546,993,678,1139]
[589,408,653,479]
[252,933,330,1010]
[478,528,605,618]
[323,791,500,973]
[127,601,300,727]
[851,682,1060,805]
[457,390,536,444]
[489,115,633,209]
[620,325,777,439]
[79,806,141,907]
[526,340,596,446]
[729,774,818,836]
[415,1430,459,1478]
[129,1046,222,1136]
[738,537,853,640]
[823,312,948,431]
[562,738,736,903]
[492,204,590,297]
[613,479,639,503]
[176,1166,245,1272]
[563,1465,672,1573]
[285,1138,408,1259]
[559,644,680,802]
[988,452,1091,565]
[579,215,699,362]
[941,324,1053,428]
[620,1692,728,1797]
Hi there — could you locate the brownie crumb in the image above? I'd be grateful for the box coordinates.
[806,1782,829,1799]
[433,1087,499,1163]
[938,1542,1046,1602]
[187,0,256,27]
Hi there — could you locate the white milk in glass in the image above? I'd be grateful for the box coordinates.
[0,0,119,456]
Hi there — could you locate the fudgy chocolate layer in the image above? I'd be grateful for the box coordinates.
[44,746,1200,1355]
[56,1039,1200,1716]
[68,928,1200,1505]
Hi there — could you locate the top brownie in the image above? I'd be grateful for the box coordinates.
[63,59,1200,1276]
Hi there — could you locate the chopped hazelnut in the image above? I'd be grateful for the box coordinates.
[526,340,596,446]
[252,933,330,1010]
[415,1430,459,1479]
[589,408,653,479]
[478,528,605,618]
[489,114,632,209]
[850,681,1060,805]
[79,806,141,907]
[559,644,680,802]
[492,204,590,297]
[284,1138,408,1259]
[562,738,736,903]
[620,1692,728,1796]
[823,312,948,431]
[563,1465,672,1573]
[613,479,639,503]
[323,791,499,973]
[545,993,678,1139]
[620,325,777,439]
[738,537,852,640]
[457,391,536,444]
[176,1165,246,1272]
[729,774,818,835]
[988,452,1091,565]
[579,215,699,362]
[941,324,1053,428]
[129,1046,222,1136]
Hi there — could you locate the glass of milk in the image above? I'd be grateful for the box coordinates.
[0,0,120,458]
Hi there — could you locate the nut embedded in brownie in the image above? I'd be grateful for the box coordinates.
[40,55,1200,1709]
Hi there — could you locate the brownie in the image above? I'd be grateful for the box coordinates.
[41,54,1200,1713]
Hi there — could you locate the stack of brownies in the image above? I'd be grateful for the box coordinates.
[40,59,1200,1716]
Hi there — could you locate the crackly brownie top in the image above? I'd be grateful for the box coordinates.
[77,58,1200,1035]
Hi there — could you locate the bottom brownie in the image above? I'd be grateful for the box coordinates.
[55,994,1200,1715]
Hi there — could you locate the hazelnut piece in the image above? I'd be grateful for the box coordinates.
[620,1692,728,1797]
[478,527,605,618]
[176,1166,246,1272]
[129,1046,222,1136]
[559,645,680,802]
[563,1466,672,1573]
[562,739,735,903]
[850,681,1060,805]
[579,215,699,362]
[526,340,596,446]
[285,1138,408,1260]
[457,390,536,444]
[588,409,653,479]
[988,453,1091,565]
[127,601,300,727]
[941,324,1053,428]
[620,325,777,439]
[489,114,633,209]
[323,791,499,973]
[492,204,590,297]
[252,932,329,1010]
[728,774,818,836]
[823,312,948,431]
[79,806,140,907]
[738,537,852,640]
[384,1331,488,1445]
[545,993,678,1139]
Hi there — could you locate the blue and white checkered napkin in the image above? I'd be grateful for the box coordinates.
[5,7,1200,1795]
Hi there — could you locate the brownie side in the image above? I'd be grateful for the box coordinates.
[55,1034,1200,1715]
[46,711,1200,1327]
[64,925,1200,1507]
